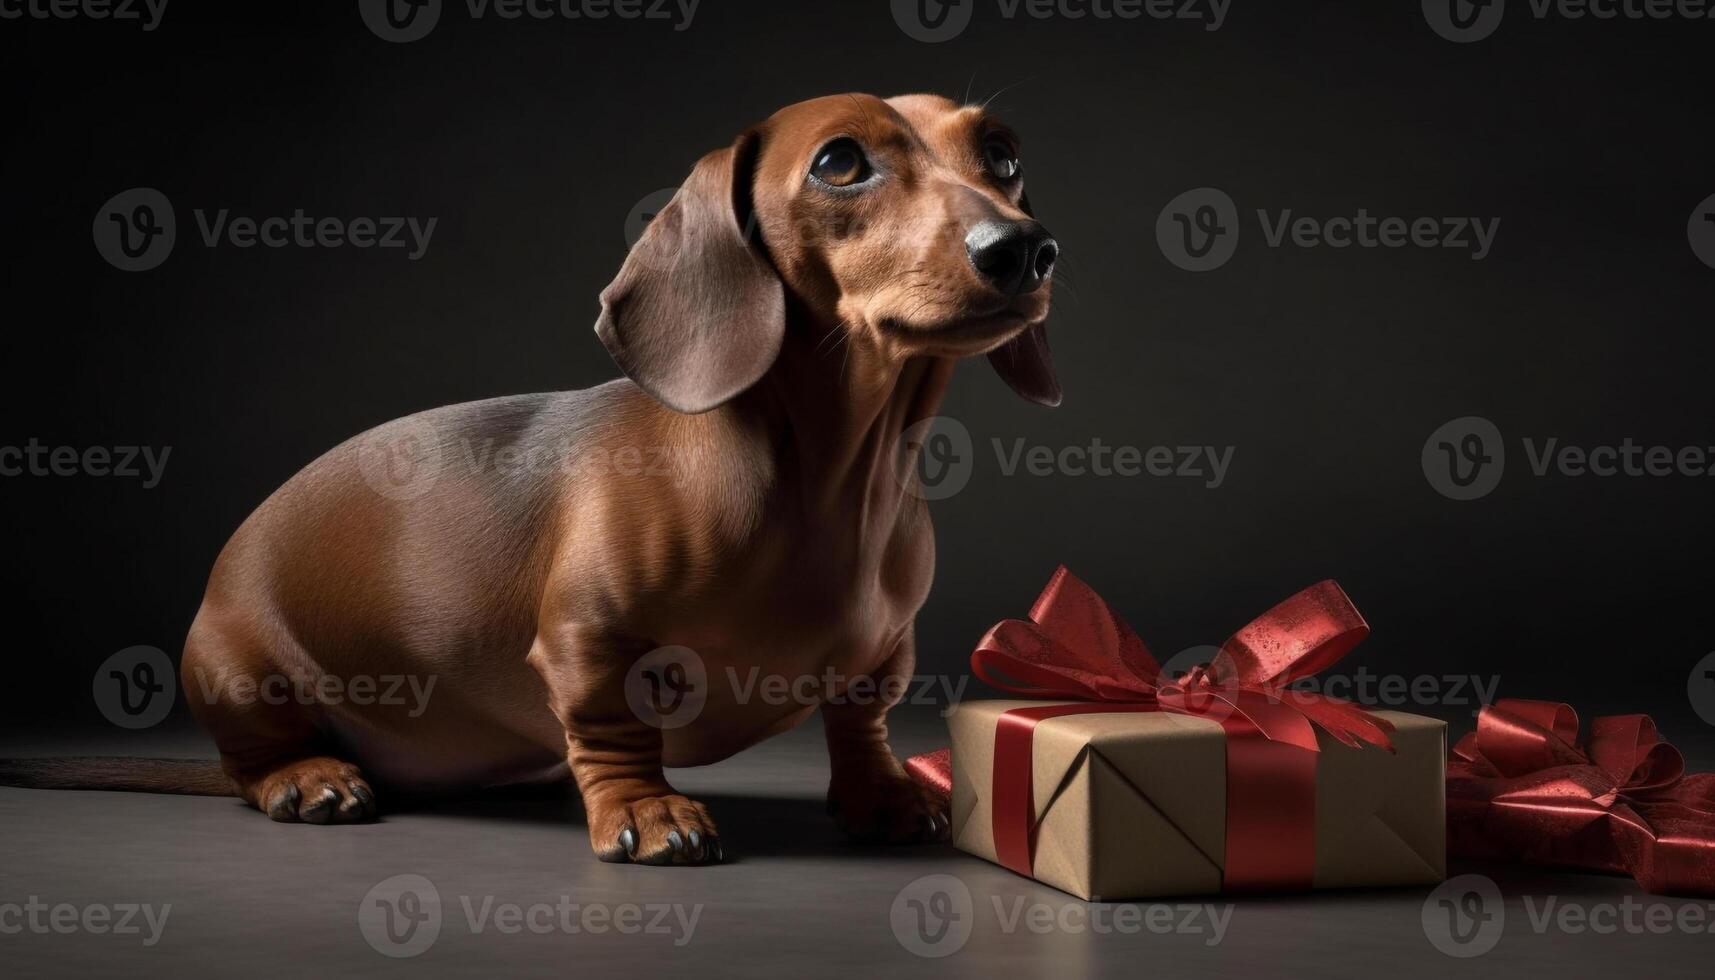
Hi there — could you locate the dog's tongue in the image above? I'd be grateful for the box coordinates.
[905,748,952,807]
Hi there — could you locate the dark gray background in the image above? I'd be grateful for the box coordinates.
[4,4,1715,979]
[2,1,1713,737]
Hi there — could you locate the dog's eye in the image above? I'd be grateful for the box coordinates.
[983,136,1020,181]
[810,138,871,188]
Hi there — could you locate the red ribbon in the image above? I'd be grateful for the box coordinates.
[948,566,1395,890]
[1448,699,1715,895]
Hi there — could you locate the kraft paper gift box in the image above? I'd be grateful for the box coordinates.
[907,566,1450,902]
[945,701,1447,901]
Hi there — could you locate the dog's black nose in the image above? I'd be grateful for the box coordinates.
[965,219,1058,295]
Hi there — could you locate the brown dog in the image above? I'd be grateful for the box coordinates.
[2,93,1059,865]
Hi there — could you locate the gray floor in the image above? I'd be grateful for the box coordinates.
[2,707,1710,979]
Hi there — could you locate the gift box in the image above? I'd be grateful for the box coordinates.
[947,701,1446,900]
[913,567,1447,901]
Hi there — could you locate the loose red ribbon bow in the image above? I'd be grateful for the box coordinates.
[1448,699,1715,895]
[911,566,1395,890]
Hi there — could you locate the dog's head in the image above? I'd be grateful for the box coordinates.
[596,93,1060,413]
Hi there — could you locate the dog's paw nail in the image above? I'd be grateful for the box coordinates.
[348,783,377,818]
[300,785,340,824]
[687,829,703,858]
[265,784,301,822]
[618,825,638,857]
[666,829,685,858]
[711,837,725,863]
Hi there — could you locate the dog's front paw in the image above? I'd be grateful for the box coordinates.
[588,793,723,866]
[827,760,950,844]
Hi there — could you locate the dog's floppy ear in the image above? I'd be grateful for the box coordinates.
[596,130,784,414]
[987,190,1062,407]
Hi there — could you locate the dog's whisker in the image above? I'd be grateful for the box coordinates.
[976,76,1036,114]
[815,321,848,356]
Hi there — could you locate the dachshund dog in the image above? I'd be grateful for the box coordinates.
[0,93,1060,865]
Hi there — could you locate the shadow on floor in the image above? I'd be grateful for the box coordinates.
[400,784,955,862]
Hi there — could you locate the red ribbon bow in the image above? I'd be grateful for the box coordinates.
[1448,699,1715,895]
[933,567,1395,889]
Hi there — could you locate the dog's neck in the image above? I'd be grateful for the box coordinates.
[738,321,955,514]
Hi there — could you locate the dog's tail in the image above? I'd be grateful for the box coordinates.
[0,758,237,796]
